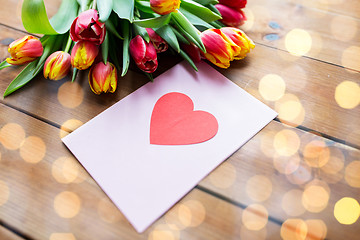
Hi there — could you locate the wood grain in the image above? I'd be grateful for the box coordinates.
[0,226,24,240]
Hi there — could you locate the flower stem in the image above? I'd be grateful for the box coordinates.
[64,35,73,53]
[92,0,97,9]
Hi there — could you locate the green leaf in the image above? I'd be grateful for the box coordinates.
[180,7,213,28]
[144,72,154,82]
[121,20,131,77]
[179,49,198,71]
[134,14,172,28]
[192,0,218,5]
[105,19,124,40]
[22,0,79,35]
[170,26,190,44]
[181,0,221,22]
[108,34,121,71]
[171,11,205,53]
[113,0,134,22]
[72,68,78,82]
[207,3,221,16]
[0,61,12,70]
[97,0,113,22]
[3,35,64,97]
[101,33,109,64]
[133,24,150,42]
[135,1,154,14]
[77,0,91,12]
[155,26,180,53]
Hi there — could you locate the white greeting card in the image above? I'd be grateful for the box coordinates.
[62,61,277,233]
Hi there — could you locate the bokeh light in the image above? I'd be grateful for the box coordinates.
[52,157,81,184]
[209,162,237,189]
[282,189,306,217]
[177,200,206,228]
[320,147,344,174]
[303,140,330,168]
[331,15,358,42]
[241,8,254,31]
[148,224,179,240]
[54,191,81,218]
[0,180,10,206]
[57,82,84,108]
[273,153,300,175]
[345,161,360,188]
[242,204,268,231]
[335,81,360,109]
[334,197,360,225]
[275,94,305,126]
[49,233,76,240]
[286,163,312,185]
[304,219,327,240]
[281,218,307,240]
[97,197,123,223]
[245,175,272,202]
[341,46,360,71]
[259,74,286,101]
[240,225,267,240]
[20,136,46,163]
[274,130,300,157]
[302,184,329,213]
[285,29,312,56]
[60,119,84,139]
[260,130,277,158]
[0,123,26,150]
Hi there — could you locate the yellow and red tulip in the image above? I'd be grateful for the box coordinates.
[146,28,168,53]
[150,0,181,15]
[129,35,158,73]
[43,51,71,80]
[219,0,247,9]
[215,4,246,27]
[220,27,255,60]
[88,62,117,94]
[6,35,43,65]
[71,41,99,70]
[200,29,237,68]
[70,9,106,45]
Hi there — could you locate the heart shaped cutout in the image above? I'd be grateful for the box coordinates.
[150,92,218,145]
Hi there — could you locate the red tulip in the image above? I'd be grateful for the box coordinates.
[70,9,106,45]
[88,62,117,94]
[71,41,99,70]
[6,35,43,65]
[181,43,202,63]
[129,35,158,73]
[146,28,168,53]
[219,0,247,9]
[215,4,246,27]
[43,51,71,80]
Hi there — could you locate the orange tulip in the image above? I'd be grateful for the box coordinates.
[220,27,255,60]
[150,0,181,15]
[88,62,117,94]
[6,35,43,65]
[71,41,99,70]
[43,51,71,80]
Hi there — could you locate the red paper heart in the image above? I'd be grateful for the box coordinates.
[150,92,218,145]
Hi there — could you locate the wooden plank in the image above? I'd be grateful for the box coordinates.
[199,120,360,240]
[0,103,282,240]
[243,0,360,71]
[1,23,358,147]
[0,226,24,240]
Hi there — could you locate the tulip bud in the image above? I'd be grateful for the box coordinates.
[43,51,71,80]
[215,4,246,27]
[220,27,255,60]
[129,35,158,73]
[150,0,181,15]
[70,9,106,45]
[219,0,247,9]
[146,28,168,53]
[200,29,238,68]
[71,41,99,70]
[181,42,202,63]
[6,35,43,65]
[88,62,117,94]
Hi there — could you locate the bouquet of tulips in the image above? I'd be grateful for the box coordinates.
[0,0,254,96]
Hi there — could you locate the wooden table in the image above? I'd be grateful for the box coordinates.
[0,0,359,239]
